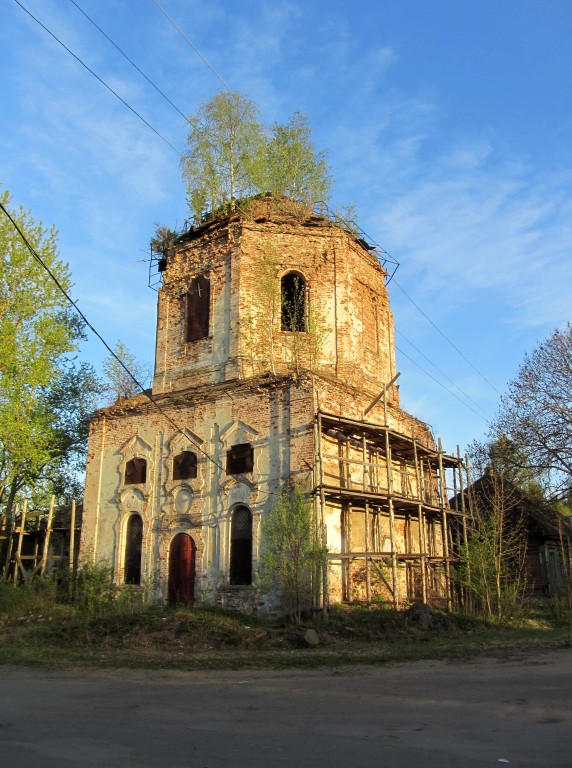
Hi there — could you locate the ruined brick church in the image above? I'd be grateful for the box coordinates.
[80,196,466,614]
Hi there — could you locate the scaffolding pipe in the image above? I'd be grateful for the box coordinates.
[437,439,452,612]
[413,438,427,603]
[13,501,27,584]
[384,426,399,609]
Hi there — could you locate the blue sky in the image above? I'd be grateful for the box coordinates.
[2,0,572,455]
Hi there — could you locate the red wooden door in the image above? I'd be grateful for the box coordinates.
[168,534,196,606]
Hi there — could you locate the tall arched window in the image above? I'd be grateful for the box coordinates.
[124,514,143,585]
[281,272,307,332]
[173,450,198,480]
[230,505,252,585]
[186,274,210,341]
[125,457,146,485]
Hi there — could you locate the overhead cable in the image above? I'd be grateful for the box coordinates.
[13,0,494,431]
[149,0,232,92]
[396,329,492,422]
[68,0,190,125]
[395,343,490,424]
[392,277,502,396]
[0,200,224,473]
[13,0,182,157]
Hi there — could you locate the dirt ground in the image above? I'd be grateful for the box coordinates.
[1,648,571,767]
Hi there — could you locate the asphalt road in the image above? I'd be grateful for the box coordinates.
[1,650,571,767]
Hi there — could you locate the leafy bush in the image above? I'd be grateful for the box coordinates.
[260,484,325,624]
[71,562,115,614]
[550,580,572,625]
[0,575,58,618]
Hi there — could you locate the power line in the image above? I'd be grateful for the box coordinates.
[395,343,490,424]
[0,203,320,499]
[396,329,492,422]
[68,0,191,125]
[13,0,183,157]
[13,0,493,434]
[0,200,224,473]
[392,277,503,397]
[1,199,315,501]
[149,0,232,92]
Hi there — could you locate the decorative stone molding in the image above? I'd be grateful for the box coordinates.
[116,434,153,500]
[163,428,206,493]
[218,420,260,498]
[220,479,257,510]
[119,487,146,515]
[218,419,259,447]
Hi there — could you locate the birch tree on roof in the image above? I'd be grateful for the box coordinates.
[181,92,333,222]
[181,91,264,221]
[254,111,332,205]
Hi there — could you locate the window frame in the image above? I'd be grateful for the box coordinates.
[229,505,253,586]
[226,443,254,475]
[124,513,143,585]
[173,450,198,481]
[125,457,147,485]
[280,271,307,333]
[185,274,211,342]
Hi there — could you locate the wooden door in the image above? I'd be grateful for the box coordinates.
[168,533,196,606]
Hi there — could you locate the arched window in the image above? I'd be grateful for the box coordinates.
[124,514,143,585]
[281,272,307,332]
[186,274,210,341]
[173,451,197,480]
[230,505,252,585]
[125,457,146,485]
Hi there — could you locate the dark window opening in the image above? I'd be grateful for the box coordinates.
[125,457,146,485]
[124,514,143,585]
[281,272,307,332]
[230,505,252,585]
[186,274,210,342]
[226,443,254,475]
[173,451,198,480]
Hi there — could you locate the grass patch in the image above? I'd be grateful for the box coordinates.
[1,580,570,671]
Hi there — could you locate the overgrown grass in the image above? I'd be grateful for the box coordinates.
[1,573,571,671]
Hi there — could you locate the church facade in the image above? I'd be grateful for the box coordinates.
[80,197,466,614]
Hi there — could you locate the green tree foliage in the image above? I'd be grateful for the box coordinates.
[467,435,541,496]
[102,340,151,404]
[458,439,534,621]
[181,91,264,220]
[0,188,102,518]
[28,361,104,504]
[260,484,325,623]
[150,222,178,257]
[495,323,572,497]
[254,111,332,204]
[456,487,528,623]
[181,92,333,222]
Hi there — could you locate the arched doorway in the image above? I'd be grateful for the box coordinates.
[168,533,196,606]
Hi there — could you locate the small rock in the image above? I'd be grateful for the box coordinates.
[406,602,434,630]
[302,628,320,647]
